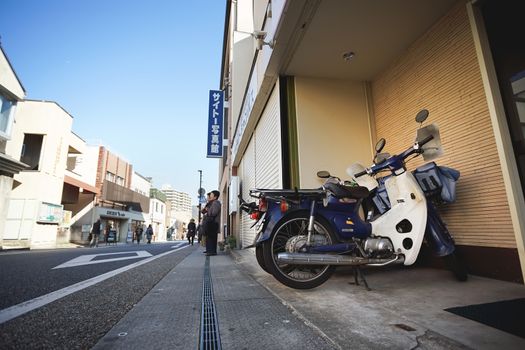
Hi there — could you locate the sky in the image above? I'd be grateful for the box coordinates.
[0,0,225,204]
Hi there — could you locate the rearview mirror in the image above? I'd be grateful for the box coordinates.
[317,170,331,178]
[375,138,386,153]
[415,109,429,124]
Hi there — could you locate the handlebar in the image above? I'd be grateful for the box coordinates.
[355,135,434,178]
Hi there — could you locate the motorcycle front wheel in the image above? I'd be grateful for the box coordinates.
[263,212,336,289]
[444,252,468,281]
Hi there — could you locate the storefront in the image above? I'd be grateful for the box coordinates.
[221,0,525,282]
[95,207,145,243]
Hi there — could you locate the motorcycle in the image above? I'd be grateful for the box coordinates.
[240,110,467,289]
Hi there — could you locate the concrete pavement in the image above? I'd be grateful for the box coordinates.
[231,249,525,350]
[94,248,336,349]
[85,246,525,349]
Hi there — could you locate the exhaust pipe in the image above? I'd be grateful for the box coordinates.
[277,252,404,266]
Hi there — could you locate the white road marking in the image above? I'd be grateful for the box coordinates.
[171,242,187,249]
[0,244,190,325]
[52,251,153,269]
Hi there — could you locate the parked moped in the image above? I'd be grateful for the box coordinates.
[241,110,467,289]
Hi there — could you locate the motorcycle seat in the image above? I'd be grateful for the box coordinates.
[324,183,369,199]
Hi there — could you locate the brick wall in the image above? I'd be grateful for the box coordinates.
[371,2,515,248]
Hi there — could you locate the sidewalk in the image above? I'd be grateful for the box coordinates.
[91,246,525,349]
[231,249,525,350]
[93,248,337,349]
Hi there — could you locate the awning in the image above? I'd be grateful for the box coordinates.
[0,152,29,176]
[64,175,99,194]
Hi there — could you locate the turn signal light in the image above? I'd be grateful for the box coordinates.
[259,197,267,212]
[280,200,289,213]
[250,211,261,220]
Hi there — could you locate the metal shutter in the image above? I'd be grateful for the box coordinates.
[238,84,282,248]
[239,137,256,248]
[255,85,283,189]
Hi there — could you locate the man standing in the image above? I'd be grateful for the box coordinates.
[202,190,221,256]
[89,219,101,248]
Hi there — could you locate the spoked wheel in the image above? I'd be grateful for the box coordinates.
[444,252,468,281]
[263,212,336,289]
[255,245,270,273]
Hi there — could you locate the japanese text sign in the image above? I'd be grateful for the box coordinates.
[207,90,224,158]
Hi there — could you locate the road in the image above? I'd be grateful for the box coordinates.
[0,241,195,349]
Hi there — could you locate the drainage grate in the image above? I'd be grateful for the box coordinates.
[199,256,222,350]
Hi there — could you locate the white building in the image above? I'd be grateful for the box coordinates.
[4,100,79,248]
[147,188,167,241]
[0,44,28,250]
[161,185,192,212]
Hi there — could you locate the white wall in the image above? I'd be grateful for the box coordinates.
[294,77,373,188]
[6,101,72,204]
[4,101,73,248]
[131,172,151,196]
[0,48,24,100]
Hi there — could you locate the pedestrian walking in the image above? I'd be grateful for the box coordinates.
[89,219,101,248]
[202,190,221,256]
[196,222,202,244]
[136,225,143,244]
[146,224,154,244]
[187,219,196,245]
[104,224,111,245]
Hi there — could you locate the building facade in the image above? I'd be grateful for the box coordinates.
[0,45,28,250]
[3,100,81,248]
[218,0,525,282]
[148,188,167,242]
[87,146,150,243]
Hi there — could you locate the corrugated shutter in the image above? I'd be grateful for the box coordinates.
[255,85,282,189]
[238,84,282,248]
[371,3,515,248]
[240,137,256,248]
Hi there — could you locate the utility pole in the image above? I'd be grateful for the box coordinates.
[198,170,203,224]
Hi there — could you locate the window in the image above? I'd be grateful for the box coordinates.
[106,171,115,182]
[0,94,16,140]
[20,134,44,170]
[116,176,125,186]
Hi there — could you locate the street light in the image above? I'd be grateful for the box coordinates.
[198,170,203,224]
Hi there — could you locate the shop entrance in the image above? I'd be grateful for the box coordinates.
[100,218,120,244]
[481,0,525,199]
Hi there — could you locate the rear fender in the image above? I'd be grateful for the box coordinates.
[255,208,304,245]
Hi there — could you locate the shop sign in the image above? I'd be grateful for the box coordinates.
[207,90,224,158]
[104,209,127,218]
[37,202,64,224]
[232,72,257,161]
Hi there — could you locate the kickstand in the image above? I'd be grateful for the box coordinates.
[349,266,371,291]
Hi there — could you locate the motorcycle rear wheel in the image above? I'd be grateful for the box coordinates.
[255,245,270,273]
[263,211,336,289]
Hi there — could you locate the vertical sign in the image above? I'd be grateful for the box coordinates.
[207,90,224,158]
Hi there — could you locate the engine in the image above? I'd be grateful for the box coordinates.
[363,237,394,258]
[285,235,328,253]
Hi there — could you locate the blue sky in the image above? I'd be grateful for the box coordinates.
[1,0,225,204]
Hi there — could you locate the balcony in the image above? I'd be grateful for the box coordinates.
[102,180,150,212]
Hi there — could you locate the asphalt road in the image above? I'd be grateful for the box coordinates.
[0,241,196,349]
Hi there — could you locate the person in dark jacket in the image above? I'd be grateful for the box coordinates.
[146,224,154,244]
[187,219,196,245]
[202,190,221,256]
[89,219,101,248]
